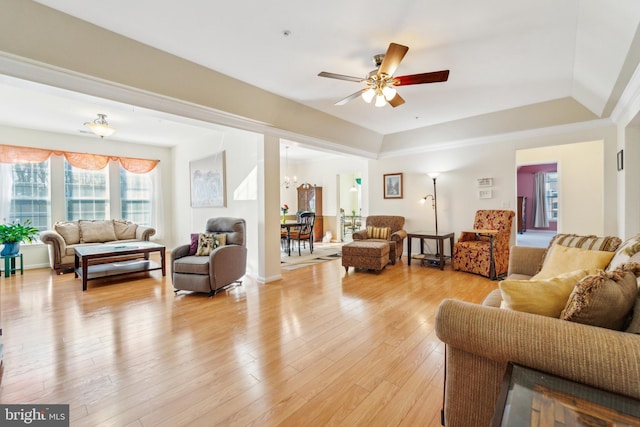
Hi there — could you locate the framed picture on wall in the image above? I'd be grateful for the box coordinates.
[383,173,403,199]
[190,151,226,207]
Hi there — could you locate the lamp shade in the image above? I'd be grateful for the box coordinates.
[85,114,116,138]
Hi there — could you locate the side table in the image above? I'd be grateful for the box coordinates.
[407,231,455,270]
[1,253,23,278]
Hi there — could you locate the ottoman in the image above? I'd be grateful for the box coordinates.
[342,241,390,273]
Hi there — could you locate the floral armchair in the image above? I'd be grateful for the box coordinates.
[452,210,515,279]
[352,215,407,264]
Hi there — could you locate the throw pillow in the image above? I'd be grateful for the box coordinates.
[625,293,640,334]
[532,245,615,280]
[607,234,640,272]
[561,263,640,330]
[79,220,117,243]
[54,221,80,245]
[538,234,621,273]
[499,269,589,318]
[214,233,227,247]
[367,226,391,240]
[113,219,138,240]
[188,233,199,255]
[195,233,216,256]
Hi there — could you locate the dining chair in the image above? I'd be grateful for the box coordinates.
[288,211,315,255]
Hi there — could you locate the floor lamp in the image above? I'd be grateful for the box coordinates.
[420,172,440,234]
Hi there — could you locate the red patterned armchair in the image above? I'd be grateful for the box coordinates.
[452,210,515,279]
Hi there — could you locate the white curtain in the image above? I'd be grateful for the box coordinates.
[533,172,549,228]
[149,165,165,240]
[0,163,12,223]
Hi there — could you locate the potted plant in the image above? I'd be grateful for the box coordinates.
[0,219,39,256]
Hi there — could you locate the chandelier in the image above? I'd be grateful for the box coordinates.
[281,146,297,189]
[84,113,116,138]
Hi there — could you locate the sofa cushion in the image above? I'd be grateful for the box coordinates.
[54,221,80,245]
[561,265,639,330]
[367,226,391,240]
[113,219,138,240]
[79,220,117,243]
[607,234,640,272]
[538,233,621,273]
[499,270,589,318]
[173,255,210,275]
[532,245,614,280]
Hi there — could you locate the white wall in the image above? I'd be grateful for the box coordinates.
[171,127,262,276]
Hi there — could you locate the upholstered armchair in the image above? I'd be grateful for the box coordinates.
[171,217,247,296]
[452,209,515,279]
[352,215,407,264]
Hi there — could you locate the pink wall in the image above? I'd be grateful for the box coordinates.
[517,163,557,231]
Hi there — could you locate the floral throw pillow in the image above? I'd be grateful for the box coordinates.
[196,233,216,256]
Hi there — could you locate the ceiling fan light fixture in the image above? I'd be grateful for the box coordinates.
[84,113,115,138]
[382,85,397,101]
[361,88,376,103]
[374,94,386,107]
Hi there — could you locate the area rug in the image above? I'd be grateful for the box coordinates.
[281,242,343,270]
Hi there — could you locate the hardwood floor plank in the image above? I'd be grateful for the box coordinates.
[0,255,496,426]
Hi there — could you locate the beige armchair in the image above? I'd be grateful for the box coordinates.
[171,217,247,296]
[352,215,407,264]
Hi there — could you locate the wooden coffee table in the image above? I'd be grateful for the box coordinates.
[74,242,165,291]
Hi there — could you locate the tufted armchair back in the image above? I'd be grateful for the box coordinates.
[352,215,407,264]
[453,210,515,279]
[363,215,406,234]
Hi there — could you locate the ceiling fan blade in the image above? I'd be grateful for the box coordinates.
[318,72,364,83]
[378,43,409,77]
[388,93,405,108]
[335,89,366,106]
[395,70,450,86]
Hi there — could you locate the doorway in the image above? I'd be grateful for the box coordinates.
[338,173,362,242]
[516,163,557,247]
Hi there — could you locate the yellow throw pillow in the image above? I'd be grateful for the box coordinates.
[532,245,615,280]
[367,226,391,240]
[214,233,227,247]
[499,270,589,317]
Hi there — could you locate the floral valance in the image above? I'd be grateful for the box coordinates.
[0,144,158,173]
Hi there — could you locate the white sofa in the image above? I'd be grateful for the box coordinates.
[41,219,156,274]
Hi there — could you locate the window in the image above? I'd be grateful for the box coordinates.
[64,160,109,220]
[120,167,152,225]
[8,160,51,232]
[545,172,558,221]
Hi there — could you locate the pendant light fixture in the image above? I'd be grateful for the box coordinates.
[84,113,116,138]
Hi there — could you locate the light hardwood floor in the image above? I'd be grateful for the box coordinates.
[0,254,497,426]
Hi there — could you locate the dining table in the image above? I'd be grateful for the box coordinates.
[280,221,302,256]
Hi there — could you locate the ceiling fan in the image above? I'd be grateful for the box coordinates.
[318,42,449,108]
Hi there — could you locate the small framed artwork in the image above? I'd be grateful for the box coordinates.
[383,173,403,199]
[617,150,624,171]
[477,178,493,187]
[190,150,227,208]
[479,189,493,199]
